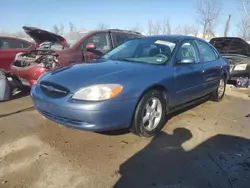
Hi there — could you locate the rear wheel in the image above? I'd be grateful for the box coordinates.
[130,89,166,137]
[211,76,226,102]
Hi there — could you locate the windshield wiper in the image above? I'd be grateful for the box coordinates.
[112,58,140,63]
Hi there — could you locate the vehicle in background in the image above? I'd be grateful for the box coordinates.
[31,35,229,137]
[209,37,250,85]
[10,26,142,86]
[0,36,34,73]
[0,36,34,100]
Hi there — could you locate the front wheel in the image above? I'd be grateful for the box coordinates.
[130,90,167,137]
[211,76,226,102]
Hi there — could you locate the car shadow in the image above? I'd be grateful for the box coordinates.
[114,128,250,188]
[0,106,34,119]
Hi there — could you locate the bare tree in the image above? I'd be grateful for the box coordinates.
[237,16,250,40]
[130,23,142,32]
[175,25,199,36]
[160,18,171,35]
[13,31,27,38]
[59,24,64,35]
[97,23,109,30]
[147,18,172,35]
[224,14,231,37]
[69,22,77,32]
[242,0,250,18]
[196,0,222,39]
[53,25,60,34]
[147,20,154,36]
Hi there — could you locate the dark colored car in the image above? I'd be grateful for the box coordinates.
[10,26,142,86]
[31,35,230,137]
[210,37,250,83]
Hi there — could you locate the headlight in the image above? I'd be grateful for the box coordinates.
[234,64,247,71]
[72,84,123,101]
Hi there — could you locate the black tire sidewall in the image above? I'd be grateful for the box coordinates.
[131,90,166,137]
[213,76,226,102]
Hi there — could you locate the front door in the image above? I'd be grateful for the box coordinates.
[173,40,205,106]
[81,32,112,62]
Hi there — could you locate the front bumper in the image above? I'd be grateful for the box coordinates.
[31,84,138,131]
[10,64,48,86]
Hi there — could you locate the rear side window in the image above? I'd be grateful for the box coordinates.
[115,34,129,46]
[196,40,217,62]
[114,33,140,47]
[0,38,29,49]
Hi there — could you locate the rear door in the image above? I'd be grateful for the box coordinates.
[195,40,222,95]
[173,40,205,106]
[0,38,31,72]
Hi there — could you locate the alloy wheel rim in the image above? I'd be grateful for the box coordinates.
[218,79,225,98]
[142,97,163,131]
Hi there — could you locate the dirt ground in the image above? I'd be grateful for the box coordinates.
[0,85,250,188]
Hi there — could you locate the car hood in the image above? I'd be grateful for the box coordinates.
[209,37,250,57]
[22,26,67,47]
[40,60,162,93]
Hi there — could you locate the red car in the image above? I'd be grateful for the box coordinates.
[10,26,142,86]
[0,36,34,73]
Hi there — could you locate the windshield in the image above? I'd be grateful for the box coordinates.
[101,38,177,64]
[64,31,91,48]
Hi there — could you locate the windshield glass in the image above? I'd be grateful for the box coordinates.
[64,31,91,48]
[102,38,177,64]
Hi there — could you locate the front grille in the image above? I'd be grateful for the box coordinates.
[38,108,83,125]
[40,81,69,98]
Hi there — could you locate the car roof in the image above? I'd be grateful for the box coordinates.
[84,29,142,36]
[0,35,32,42]
[141,35,203,41]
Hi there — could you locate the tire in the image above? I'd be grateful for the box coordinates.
[0,70,11,101]
[211,76,226,102]
[130,89,167,137]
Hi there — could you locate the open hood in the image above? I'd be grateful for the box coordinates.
[209,37,250,57]
[22,26,67,47]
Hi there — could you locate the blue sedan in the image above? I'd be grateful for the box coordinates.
[31,35,230,137]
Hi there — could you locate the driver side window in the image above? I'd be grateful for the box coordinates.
[177,41,198,63]
[81,33,111,51]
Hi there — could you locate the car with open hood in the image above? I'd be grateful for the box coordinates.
[209,37,250,83]
[10,26,142,86]
[31,35,229,137]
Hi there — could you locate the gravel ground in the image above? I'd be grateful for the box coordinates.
[0,85,249,188]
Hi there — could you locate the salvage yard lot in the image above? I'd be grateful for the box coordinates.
[0,86,250,188]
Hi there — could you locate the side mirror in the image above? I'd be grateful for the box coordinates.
[179,58,195,64]
[85,43,96,51]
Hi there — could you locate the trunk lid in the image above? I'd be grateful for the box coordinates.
[23,26,67,47]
